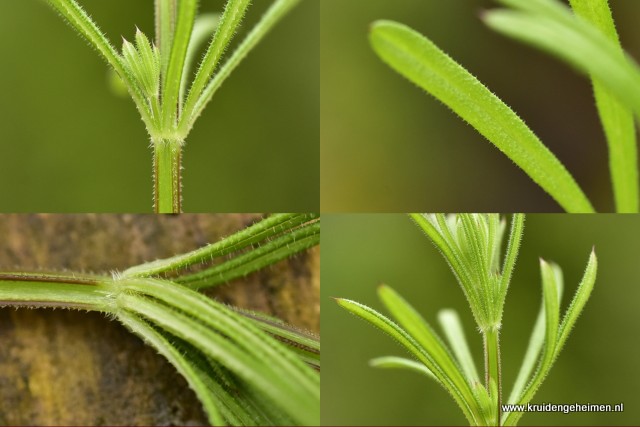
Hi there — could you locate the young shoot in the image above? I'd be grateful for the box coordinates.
[336,214,597,426]
[44,0,301,212]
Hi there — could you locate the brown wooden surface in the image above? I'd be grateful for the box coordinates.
[0,214,319,426]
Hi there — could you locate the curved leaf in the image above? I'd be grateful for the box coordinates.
[370,20,594,213]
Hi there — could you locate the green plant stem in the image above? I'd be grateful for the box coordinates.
[154,139,182,213]
[484,328,501,425]
[0,273,113,311]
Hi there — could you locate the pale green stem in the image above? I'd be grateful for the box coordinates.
[153,139,183,213]
[484,328,501,426]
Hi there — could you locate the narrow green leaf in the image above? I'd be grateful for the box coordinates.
[376,285,482,423]
[156,0,177,82]
[122,278,319,394]
[484,6,640,130]
[369,356,438,382]
[335,297,479,425]
[122,213,317,278]
[370,20,594,213]
[118,293,318,425]
[181,0,302,133]
[180,13,221,102]
[176,221,320,289]
[507,263,563,405]
[503,251,596,426]
[117,311,226,425]
[409,214,476,300]
[161,0,197,128]
[497,214,525,320]
[539,259,560,378]
[556,250,597,354]
[232,307,320,368]
[182,0,251,127]
[136,28,161,98]
[438,309,480,385]
[569,0,638,213]
[45,0,155,131]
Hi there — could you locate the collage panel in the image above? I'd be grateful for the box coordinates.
[0,213,320,425]
[321,0,640,213]
[0,0,318,213]
[322,213,639,426]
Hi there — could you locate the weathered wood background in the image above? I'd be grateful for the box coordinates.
[0,214,319,426]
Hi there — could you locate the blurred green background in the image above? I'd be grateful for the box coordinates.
[321,0,640,212]
[322,214,640,425]
[0,0,318,212]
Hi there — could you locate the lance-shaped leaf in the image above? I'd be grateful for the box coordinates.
[504,250,597,426]
[182,0,302,132]
[370,20,594,213]
[335,297,480,425]
[569,0,638,213]
[122,213,318,278]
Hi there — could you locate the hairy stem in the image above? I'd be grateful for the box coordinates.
[484,328,502,425]
[154,139,182,213]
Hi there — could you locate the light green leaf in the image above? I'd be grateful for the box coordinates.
[232,307,320,368]
[44,0,154,130]
[497,214,525,314]
[117,311,226,426]
[569,0,638,213]
[176,220,320,289]
[335,296,479,425]
[121,278,319,394]
[376,285,482,423]
[182,0,251,126]
[556,250,597,354]
[122,213,317,278]
[180,13,221,102]
[156,0,177,82]
[503,251,596,426]
[540,259,561,379]
[507,263,563,406]
[369,20,594,213]
[118,292,318,426]
[437,309,480,385]
[370,356,438,382]
[161,0,197,128]
[484,5,640,130]
[182,0,302,133]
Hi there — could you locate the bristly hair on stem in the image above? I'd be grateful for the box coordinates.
[336,214,596,426]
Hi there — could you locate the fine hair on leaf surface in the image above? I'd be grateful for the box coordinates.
[0,214,321,426]
[368,0,640,212]
[336,214,596,426]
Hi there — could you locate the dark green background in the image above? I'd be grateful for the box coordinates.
[321,0,640,212]
[322,214,639,425]
[0,0,318,212]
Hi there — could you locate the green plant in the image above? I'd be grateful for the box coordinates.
[336,214,597,426]
[0,213,320,425]
[44,0,300,213]
[369,0,640,213]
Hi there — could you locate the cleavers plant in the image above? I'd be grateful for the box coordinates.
[0,213,320,425]
[44,0,300,212]
[369,0,640,213]
[336,214,597,425]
